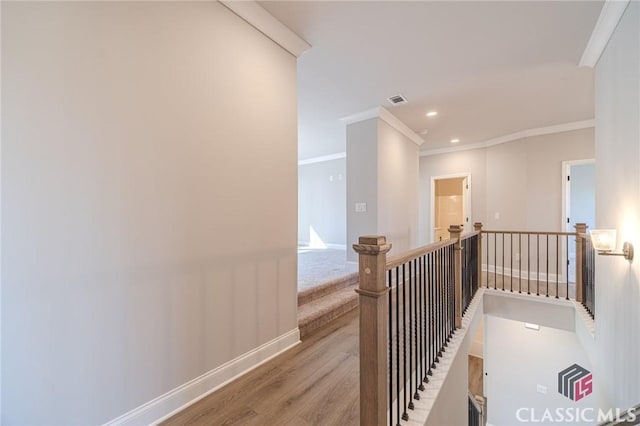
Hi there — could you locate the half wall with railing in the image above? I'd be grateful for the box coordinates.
[353,222,595,425]
[479,223,594,317]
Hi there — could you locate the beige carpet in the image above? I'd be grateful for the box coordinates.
[297,248,359,338]
[298,247,357,292]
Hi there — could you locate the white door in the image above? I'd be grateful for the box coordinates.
[565,162,595,282]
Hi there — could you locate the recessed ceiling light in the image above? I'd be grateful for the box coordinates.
[426,111,438,117]
[525,323,540,331]
[450,138,460,143]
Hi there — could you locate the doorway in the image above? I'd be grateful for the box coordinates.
[562,160,595,282]
[430,174,471,243]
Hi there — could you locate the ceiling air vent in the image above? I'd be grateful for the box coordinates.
[387,94,408,106]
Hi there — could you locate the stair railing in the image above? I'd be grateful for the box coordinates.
[479,223,594,315]
[354,225,481,426]
[468,392,486,426]
[576,224,595,318]
[355,222,596,425]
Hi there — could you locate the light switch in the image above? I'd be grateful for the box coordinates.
[537,384,547,394]
[494,212,500,220]
[355,202,367,213]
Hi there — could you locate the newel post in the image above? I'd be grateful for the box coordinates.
[474,222,483,288]
[574,223,588,303]
[353,235,392,426]
[449,225,463,328]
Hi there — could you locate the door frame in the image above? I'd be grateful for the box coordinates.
[430,172,472,243]
[561,159,595,283]
[561,159,595,233]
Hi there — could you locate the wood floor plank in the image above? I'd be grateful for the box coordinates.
[161,309,360,426]
[298,354,359,425]
[247,351,352,420]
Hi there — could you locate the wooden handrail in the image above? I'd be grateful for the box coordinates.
[461,230,481,240]
[482,229,577,236]
[355,222,597,425]
[385,231,479,271]
[386,239,454,270]
[356,228,475,425]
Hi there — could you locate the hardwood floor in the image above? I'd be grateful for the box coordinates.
[162,309,360,426]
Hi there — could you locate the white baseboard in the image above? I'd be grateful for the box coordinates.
[104,328,301,426]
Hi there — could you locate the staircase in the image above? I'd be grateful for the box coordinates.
[298,272,359,338]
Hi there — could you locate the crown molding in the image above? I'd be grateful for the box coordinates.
[420,119,595,157]
[579,0,630,68]
[298,152,346,166]
[340,107,380,126]
[341,106,425,147]
[220,1,311,58]
[378,107,425,147]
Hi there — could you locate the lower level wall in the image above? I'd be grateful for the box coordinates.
[485,313,607,425]
[425,290,484,426]
[424,340,472,426]
[425,290,606,426]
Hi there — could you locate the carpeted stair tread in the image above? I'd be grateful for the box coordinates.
[298,284,359,338]
[298,272,359,306]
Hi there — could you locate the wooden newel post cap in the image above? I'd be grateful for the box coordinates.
[474,222,483,231]
[448,225,462,242]
[353,235,392,255]
[448,225,462,234]
[575,223,588,233]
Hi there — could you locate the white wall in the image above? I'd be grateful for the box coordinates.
[485,314,607,426]
[377,119,420,256]
[298,158,346,248]
[425,296,483,426]
[593,1,640,410]
[1,2,298,424]
[346,119,378,261]
[519,130,594,232]
[419,128,594,244]
[346,118,419,261]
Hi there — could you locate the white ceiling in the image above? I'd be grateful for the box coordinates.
[259,1,602,160]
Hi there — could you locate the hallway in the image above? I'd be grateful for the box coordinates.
[162,309,360,425]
